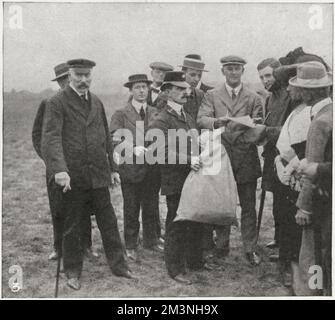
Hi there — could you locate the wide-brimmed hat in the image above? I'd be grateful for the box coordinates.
[289,61,332,88]
[149,62,173,71]
[160,71,190,91]
[51,63,69,81]
[124,74,152,88]
[220,55,247,66]
[179,55,208,72]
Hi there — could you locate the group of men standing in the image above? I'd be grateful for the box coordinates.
[32,49,332,295]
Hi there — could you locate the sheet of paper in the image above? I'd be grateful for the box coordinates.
[226,115,256,128]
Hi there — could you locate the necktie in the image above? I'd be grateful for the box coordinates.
[80,94,87,101]
[140,106,145,120]
[231,89,237,101]
[180,108,186,121]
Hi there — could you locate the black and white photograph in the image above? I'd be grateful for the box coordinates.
[1,1,333,299]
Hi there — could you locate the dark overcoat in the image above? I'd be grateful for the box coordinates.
[41,85,117,189]
[149,105,198,196]
[261,85,294,191]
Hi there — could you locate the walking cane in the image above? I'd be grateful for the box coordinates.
[54,182,70,298]
[256,189,266,243]
[55,250,61,298]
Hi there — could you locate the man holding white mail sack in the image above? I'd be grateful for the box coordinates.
[148,71,205,284]
[197,55,264,266]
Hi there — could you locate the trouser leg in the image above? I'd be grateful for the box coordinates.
[202,224,215,250]
[141,173,160,248]
[272,186,282,244]
[80,208,92,250]
[186,222,204,269]
[165,220,187,278]
[215,225,231,251]
[153,170,162,238]
[165,193,181,230]
[121,182,141,249]
[321,214,332,295]
[237,181,257,253]
[92,187,128,275]
[62,187,85,279]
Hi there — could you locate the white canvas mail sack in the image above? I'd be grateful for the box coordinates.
[175,128,238,226]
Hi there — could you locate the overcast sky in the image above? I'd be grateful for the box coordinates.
[3,2,333,93]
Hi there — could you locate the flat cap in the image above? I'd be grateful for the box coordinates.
[67,58,96,69]
[220,55,247,66]
[149,62,174,71]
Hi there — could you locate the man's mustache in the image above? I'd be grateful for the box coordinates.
[78,83,89,88]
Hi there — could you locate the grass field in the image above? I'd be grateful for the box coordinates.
[2,92,291,298]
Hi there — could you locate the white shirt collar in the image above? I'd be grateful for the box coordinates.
[151,84,161,91]
[167,100,184,115]
[70,83,88,100]
[225,82,242,98]
[311,97,332,117]
[196,81,202,90]
[132,98,147,113]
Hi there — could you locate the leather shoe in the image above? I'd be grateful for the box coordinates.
[67,278,81,290]
[246,252,261,266]
[172,274,192,285]
[115,270,135,279]
[280,270,293,287]
[150,244,164,253]
[269,254,279,262]
[84,247,99,259]
[266,240,278,249]
[48,250,59,261]
[126,249,137,261]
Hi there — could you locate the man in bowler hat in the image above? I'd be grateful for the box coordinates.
[41,59,132,290]
[110,74,163,262]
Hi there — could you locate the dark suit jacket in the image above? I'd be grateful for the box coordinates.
[262,86,295,191]
[147,87,167,109]
[110,102,160,183]
[197,83,263,184]
[296,103,332,215]
[32,99,47,159]
[184,88,205,122]
[41,85,116,189]
[200,82,213,93]
[149,105,198,196]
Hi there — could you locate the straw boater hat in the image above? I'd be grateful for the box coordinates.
[160,71,190,91]
[179,55,208,72]
[288,61,332,88]
[123,74,152,88]
[51,63,69,81]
